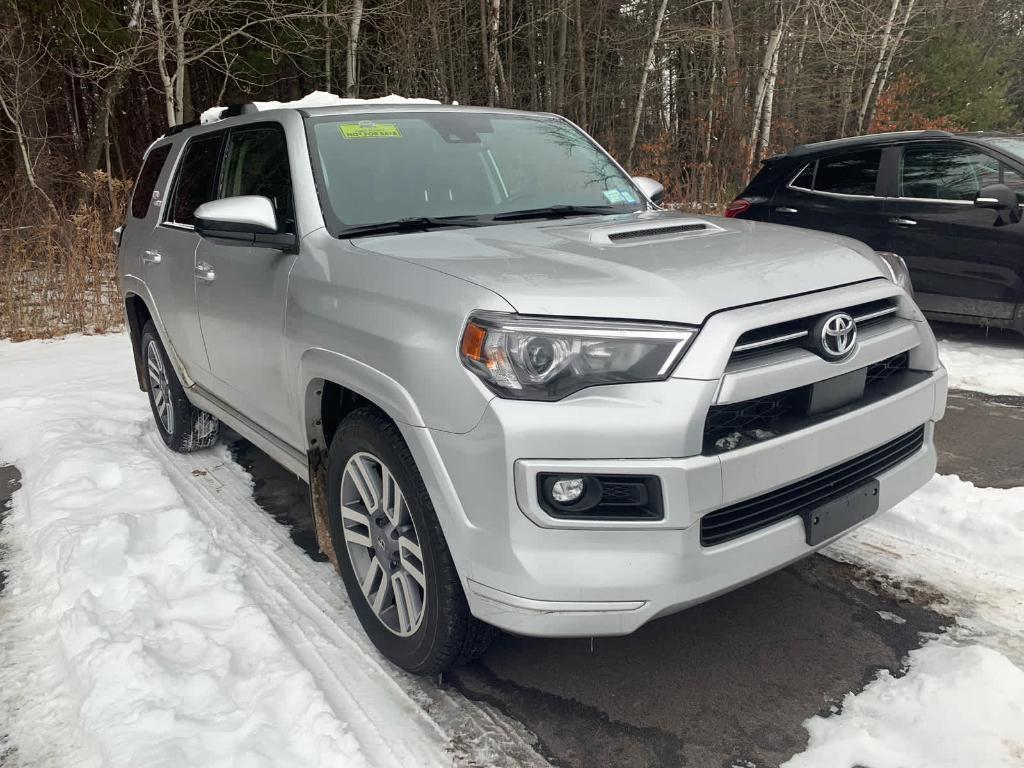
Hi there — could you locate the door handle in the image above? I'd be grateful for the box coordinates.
[194,262,216,282]
[142,249,162,264]
[776,207,798,214]
[889,217,917,227]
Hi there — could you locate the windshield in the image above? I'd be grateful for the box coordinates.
[982,136,1024,163]
[307,112,644,232]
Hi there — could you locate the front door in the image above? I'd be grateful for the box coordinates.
[884,142,1024,321]
[194,122,301,449]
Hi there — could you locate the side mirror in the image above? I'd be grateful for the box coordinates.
[631,176,665,206]
[194,195,297,250]
[974,184,1022,224]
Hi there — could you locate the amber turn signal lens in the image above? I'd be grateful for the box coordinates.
[460,321,487,362]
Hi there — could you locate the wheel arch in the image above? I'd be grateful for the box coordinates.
[125,292,154,391]
[298,349,474,580]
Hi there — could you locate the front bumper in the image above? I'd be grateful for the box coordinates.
[410,283,948,637]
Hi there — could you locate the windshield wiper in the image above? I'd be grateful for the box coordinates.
[491,204,620,222]
[339,215,485,238]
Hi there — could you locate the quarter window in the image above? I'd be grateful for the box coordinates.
[790,163,814,190]
[899,144,1001,201]
[220,125,293,232]
[130,145,171,219]
[168,133,224,225]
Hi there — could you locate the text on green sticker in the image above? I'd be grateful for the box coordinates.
[340,123,403,139]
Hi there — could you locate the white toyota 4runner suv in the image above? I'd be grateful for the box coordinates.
[118,99,947,674]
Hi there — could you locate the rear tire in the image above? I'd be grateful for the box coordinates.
[140,321,219,453]
[326,407,494,674]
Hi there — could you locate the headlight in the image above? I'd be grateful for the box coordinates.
[459,312,696,401]
[876,251,913,294]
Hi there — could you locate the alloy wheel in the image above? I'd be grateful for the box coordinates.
[340,452,427,636]
[146,339,174,433]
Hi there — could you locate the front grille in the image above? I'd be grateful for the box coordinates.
[704,352,911,453]
[731,298,899,360]
[700,426,925,546]
[607,223,706,241]
[866,351,909,384]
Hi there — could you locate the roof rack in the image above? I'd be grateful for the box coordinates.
[788,130,957,157]
[166,102,260,135]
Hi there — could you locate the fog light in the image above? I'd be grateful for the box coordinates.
[551,477,585,503]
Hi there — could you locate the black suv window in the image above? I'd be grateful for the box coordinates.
[168,133,224,225]
[899,144,1005,201]
[220,125,293,232]
[789,149,881,196]
[813,150,881,196]
[131,145,171,219]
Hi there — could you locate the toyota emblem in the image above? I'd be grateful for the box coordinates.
[813,312,857,360]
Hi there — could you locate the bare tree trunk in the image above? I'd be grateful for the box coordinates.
[755,37,780,164]
[748,16,784,166]
[82,68,129,177]
[151,0,175,125]
[347,0,364,96]
[324,0,332,91]
[554,0,568,111]
[172,0,185,123]
[857,0,900,133]
[485,0,500,105]
[869,0,915,130]
[626,0,670,168]
[574,0,587,127]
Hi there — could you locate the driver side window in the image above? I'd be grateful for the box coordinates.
[219,125,294,233]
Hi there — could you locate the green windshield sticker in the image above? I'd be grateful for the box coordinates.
[339,122,403,139]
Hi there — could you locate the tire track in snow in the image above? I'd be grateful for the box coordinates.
[146,432,547,768]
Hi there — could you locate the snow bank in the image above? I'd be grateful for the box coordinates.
[0,334,543,768]
[827,473,1024,639]
[938,338,1024,397]
[200,91,441,124]
[784,642,1024,768]
[857,473,1024,581]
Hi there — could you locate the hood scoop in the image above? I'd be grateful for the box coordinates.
[589,217,723,245]
[607,222,707,241]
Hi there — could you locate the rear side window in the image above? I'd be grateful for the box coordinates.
[813,150,881,196]
[130,145,171,219]
[220,125,294,232]
[168,133,224,225]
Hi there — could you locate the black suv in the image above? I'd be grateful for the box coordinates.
[728,130,1024,334]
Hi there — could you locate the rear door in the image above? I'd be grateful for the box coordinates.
[884,141,1024,321]
[194,122,301,448]
[144,131,225,377]
[767,148,891,251]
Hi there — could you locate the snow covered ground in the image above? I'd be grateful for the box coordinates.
[0,334,545,768]
[937,335,1024,397]
[2,331,1023,767]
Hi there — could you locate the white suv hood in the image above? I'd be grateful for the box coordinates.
[353,212,890,325]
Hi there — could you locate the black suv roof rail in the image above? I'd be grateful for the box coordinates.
[787,130,957,158]
[166,102,261,135]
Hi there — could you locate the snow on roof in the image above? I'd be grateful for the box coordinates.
[199,91,441,124]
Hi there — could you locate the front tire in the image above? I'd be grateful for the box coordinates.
[140,321,219,453]
[326,407,494,674]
